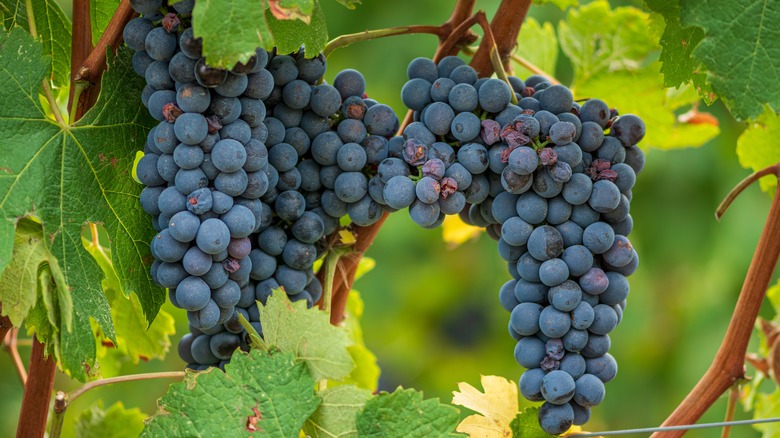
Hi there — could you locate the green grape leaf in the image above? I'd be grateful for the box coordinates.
[267,1,328,57]
[509,408,554,437]
[355,387,462,437]
[102,290,175,363]
[82,227,175,363]
[303,385,373,438]
[0,219,63,326]
[192,0,273,69]
[0,0,71,87]
[75,401,145,438]
[90,0,120,46]
[143,350,320,437]
[645,0,704,89]
[261,292,354,381]
[333,0,360,10]
[736,106,780,194]
[512,18,558,81]
[268,0,314,23]
[532,0,577,10]
[573,64,719,150]
[557,0,656,83]
[681,0,780,120]
[753,388,780,437]
[25,274,61,358]
[0,29,161,380]
[331,290,380,391]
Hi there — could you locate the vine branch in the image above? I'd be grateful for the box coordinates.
[16,337,55,438]
[652,164,780,437]
[68,0,93,116]
[324,26,452,58]
[72,0,135,121]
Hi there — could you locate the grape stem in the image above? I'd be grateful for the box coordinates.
[3,328,28,385]
[715,163,780,220]
[323,25,462,58]
[47,372,186,438]
[474,13,519,105]
[652,166,780,437]
[510,54,561,85]
[721,384,739,438]
[321,247,351,317]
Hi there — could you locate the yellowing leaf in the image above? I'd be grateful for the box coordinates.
[339,229,357,245]
[442,215,482,248]
[736,106,780,195]
[452,375,518,437]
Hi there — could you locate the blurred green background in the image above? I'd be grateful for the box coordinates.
[1,0,778,436]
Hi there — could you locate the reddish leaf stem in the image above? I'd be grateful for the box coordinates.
[4,328,28,385]
[72,0,135,121]
[652,167,780,437]
[16,337,55,438]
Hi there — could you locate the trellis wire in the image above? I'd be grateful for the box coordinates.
[567,417,780,437]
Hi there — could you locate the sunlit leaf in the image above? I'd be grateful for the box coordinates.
[452,375,519,437]
[736,106,780,195]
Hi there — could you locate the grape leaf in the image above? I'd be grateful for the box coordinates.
[90,0,120,46]
[532,0,577,10]
[509,408,555,438]
[83,227,175,363]
[0,29,161,380]
[681,0,780,120]
[753,388,780,437]
[736,107,780,194]
[303,385,372,438]
[573,64,719,150]
[261,292,354,381]
[451,375,519,437]
[0,0,71,87]
[332,290,380,391]
[267,1,328,57]
[268,0,314,23]
[441,214,482,248]
[192,0,274,69]
[143,350,320,437]
[512,18,558,81]
[333,0,360,10]
[0,219,66,326]
[101,290,175,363]
[645,0,704,89]
[356,387,462,437]
[557,1,656,83]
[75,401,145,438]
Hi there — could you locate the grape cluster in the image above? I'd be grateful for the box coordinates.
[394,57,645,434]
[127,1,399,370]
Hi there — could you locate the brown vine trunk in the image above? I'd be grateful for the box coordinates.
[325,0,532,325]
[68,0,93,113]
[652,173,780,437]
[16,338,55,438]
[72,0,135,120]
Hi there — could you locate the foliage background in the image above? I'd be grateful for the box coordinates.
[0,0,777,436]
